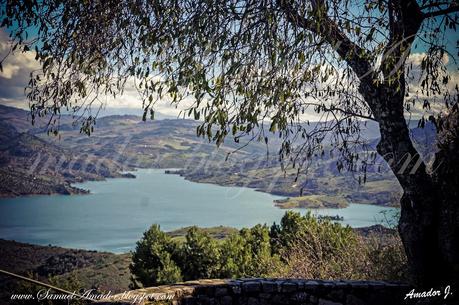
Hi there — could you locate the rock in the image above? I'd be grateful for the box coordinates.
[215,287,228,297]
[247,297,259,305]
[291,292,309,302]
[261,280,278,293]
[281,282,297,293]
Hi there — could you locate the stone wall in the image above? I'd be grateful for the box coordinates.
[97,278,410,305]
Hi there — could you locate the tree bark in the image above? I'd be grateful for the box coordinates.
[364,82,459,288]
[278,0,458,289]
[431,107,459,287]
[358,1,459,288]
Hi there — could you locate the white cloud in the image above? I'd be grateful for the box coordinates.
[407,52,450,67]
[405,52,458,119]
[0,28,188,116]
[0,28,456,124]
[0,29,40,109]
[1,62,21,79]
[96,77,195,117]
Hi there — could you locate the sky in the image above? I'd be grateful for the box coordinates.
[0,17,457,121]
[0,29,190,118]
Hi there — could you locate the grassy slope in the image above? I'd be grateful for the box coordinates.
[0,239,131,301]
[274,195,349,209]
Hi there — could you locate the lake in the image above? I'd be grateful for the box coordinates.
[0,168,398,253]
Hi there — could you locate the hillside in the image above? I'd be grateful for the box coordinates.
[0,118,134,197]
[0,239,132,305]
[0,223,397,304]
[0,105,269,197]
[0,105,437,206]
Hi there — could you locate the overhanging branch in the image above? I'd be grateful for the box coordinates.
[276,0,374,81]
[422,3,459,18]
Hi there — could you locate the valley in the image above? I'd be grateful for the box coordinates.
[0,105,436,207]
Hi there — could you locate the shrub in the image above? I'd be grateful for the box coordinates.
[271,211,407,281]
[219,224,282,278]
[130,212,408,287]
[177,226,220,280]
[365,233,408,281]
[129,224,182,288]
[271,211,368,279]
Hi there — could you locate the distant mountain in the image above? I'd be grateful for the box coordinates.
[0,105,437,206]
[96,107,178,119]
[0,105,260,197]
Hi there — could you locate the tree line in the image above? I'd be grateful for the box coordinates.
[130,211,407,287]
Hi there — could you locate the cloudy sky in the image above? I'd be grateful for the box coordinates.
[0,27,457,121]
[0,29,189,118]
[0,29,39,109]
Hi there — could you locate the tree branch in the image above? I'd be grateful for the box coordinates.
[380,0,423,78]
[422,3,459,18]
[276,0,374,81]
[420,1,453,10]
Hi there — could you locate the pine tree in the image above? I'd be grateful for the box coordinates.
[130,224,182,287]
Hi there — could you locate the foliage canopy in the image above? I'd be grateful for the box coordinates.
[129,212,406,287]
[1,0,457,175]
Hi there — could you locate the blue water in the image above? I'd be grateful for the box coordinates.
[0,169,398,253]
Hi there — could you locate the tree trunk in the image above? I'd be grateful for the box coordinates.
[377,119,440,287]
[372,87,459,289]
[431,107,459,287]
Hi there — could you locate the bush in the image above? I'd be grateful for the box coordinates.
[219,224,282,278]
[271,211,368,279]
[130,212,408,287]
[129,224,182,288]
[178,226,220,280]
[365,233,408,281]
[271,211,407,281]
[130,224,283,287]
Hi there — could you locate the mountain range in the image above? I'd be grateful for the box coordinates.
[0,104,437,207]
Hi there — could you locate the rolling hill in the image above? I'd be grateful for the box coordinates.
[0,104,437,207]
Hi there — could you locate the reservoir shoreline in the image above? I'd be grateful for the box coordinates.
[0,168,398,253]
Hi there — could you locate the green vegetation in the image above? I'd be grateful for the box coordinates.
[274,195,348,209]
[130,212,407,288]
[179,227,221,280]
[218,224,282,278]
[0,239,132,304]
[130,223,283,288]
[129,225,183,288]
[167,226,238,242]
